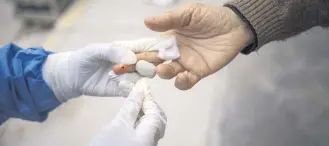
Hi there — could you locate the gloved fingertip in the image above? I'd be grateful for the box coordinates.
[136,60,156,78]
[128,79,148,96]
[135,79,149,89]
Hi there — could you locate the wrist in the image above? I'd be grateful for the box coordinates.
[225,0,284,54]
[223,5,258,54]
[42,52,81,102]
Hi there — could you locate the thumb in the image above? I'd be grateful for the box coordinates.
[144,6,193,32]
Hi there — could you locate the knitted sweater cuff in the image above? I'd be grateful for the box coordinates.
[225,0,284,54]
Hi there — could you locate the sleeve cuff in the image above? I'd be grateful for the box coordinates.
[0,43,61,122]
[13,45,61,122]
[225,0,284,53]
[224,4,258,55]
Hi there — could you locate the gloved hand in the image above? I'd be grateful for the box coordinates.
[90,79,167,146]
[42,37,177,102]
[144,3,254,90]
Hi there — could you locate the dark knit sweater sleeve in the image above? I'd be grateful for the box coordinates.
[225,0,329,54]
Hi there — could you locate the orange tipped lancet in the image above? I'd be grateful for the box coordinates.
[112,64,136,74]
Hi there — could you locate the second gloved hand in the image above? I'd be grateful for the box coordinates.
[90,79,167,146]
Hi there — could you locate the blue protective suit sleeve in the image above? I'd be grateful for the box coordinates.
[0,43,61,125]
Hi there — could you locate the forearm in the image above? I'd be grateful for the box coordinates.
[226,0,329,54]
[0,43,61,124]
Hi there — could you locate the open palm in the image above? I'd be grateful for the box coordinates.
[144,3,254,90]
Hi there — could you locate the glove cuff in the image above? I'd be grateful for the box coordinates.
[43,53,81,102]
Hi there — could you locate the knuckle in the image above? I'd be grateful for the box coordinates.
[182,3,206,27]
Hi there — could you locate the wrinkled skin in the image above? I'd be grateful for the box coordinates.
[144,3,254,90]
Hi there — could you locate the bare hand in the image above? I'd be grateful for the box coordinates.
[144,3,254,90]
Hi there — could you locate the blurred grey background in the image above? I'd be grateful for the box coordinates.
[0,0,328,146]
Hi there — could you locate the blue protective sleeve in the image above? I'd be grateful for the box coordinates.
[0,43,61,125]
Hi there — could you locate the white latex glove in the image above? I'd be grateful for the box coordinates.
[42,37,179,102]
[90,79,167,146]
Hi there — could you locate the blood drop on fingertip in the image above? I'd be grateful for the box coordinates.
[112,64,124,74]
[112,64,136,74]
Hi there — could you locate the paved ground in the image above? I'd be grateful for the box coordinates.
[1,0,329,146]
